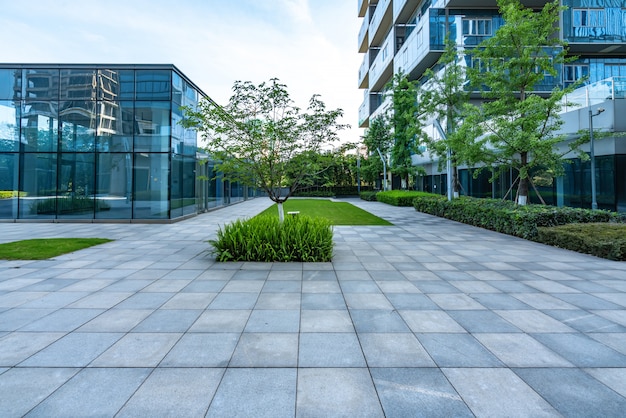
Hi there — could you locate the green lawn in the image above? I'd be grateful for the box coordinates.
[256,199,392,226]
[0,238,113,260]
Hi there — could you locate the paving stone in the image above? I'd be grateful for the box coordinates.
[90,333,181,367]
[244,309,300,332]
[448,310,522,333]
[495,310,576,333]
[351,309,411,333]
[418,333,503,367]
[585,368,626,397]
[372,368,474,417]
[229,333,298,367]
[0,332,65,366]
[299,333,366,367]
[300,309,354,332]
[399,310,466,333]
[296,368,384,417]
[360,333,435,367]
[474,333,572,367]
[133,309,202,332]
[188,310,251,333]
[207,368,296,418]
[533,333,626,367]
[19,332,122,367]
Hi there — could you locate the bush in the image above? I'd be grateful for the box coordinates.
[294,186,372,197]
[293,190,335,197]
[413,196,619,240]
[0,191,27,199]
[210,215,333,262]
[359,191,378,201]
[376,190,440,207]
[31,196,111,215]
[538,223,626,261]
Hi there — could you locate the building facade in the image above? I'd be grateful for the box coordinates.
[358,0,626,212]
[0,64,253,222]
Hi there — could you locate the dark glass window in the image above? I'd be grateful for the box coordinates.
[22,101,58,152]
[96,153,132,219]
[19,152,58,219]
[97,101,134,152]
[0,153,19,219]
[61,69,97,100]
[59,100,96,151]
[134,101,171,152]
[97,69,134,101]
[23,69,59,100]
[57,152,96,219]
[136,70,171,100]
[0,100,20,152]
[133,152,169,219]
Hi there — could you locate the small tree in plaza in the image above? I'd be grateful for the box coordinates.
[466,0,578,205]
[361,115,393,188]
[182,78,348,221]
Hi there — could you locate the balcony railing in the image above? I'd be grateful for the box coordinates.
[358,54,370,88]
[561,76,626,112]
[369,0,392,46]
[358,8,370,52]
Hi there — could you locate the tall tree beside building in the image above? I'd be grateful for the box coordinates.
[467,0,577,205]
[182,78,348,221]
[361,115,393,187]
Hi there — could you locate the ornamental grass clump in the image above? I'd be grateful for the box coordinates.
[210,215,333,262]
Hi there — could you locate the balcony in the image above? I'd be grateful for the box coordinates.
[393,10,441,80]
[358,0,368,18]
[358,90,370,128]
[394,0,420,24]
[358,8,370,53]
[358,53,370,89]
[369,30,395,91]
[369,0,393,47]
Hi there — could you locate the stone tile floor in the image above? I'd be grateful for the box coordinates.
[0,197,625,417]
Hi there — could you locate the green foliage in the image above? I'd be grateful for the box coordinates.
[359,191,378,201]
[256,199,392,226]
[31,196,111,215]
[293,190,335,197]
[361,116,393,185]
[386,73,422,186]
[210,215,333,262]
[182,78,348,211]
[537,223,626,261]
[413,196,618,240]
[466,0,577,203]
[0,191,26,199]
[376,190,439,207]
[0,238,113,260]
[294,186,371,197]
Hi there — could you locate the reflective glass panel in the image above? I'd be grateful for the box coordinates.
[22,101,58,152]
[182,156,196,215]
[0,153,19,219]
[96,153,132,219]
[97,101,134,152]
[57,153,96,219]
[61,69,97,100]
[0,69,21,100]
[60,100,96,151]
[0,100,20,151]
[133,152,169,219]
[98,69,134,101]
[171,154,183,218]
[23,69,59,100]
[19,153,57,219]
[172,72,183,105]
[136,70,171,100]
[134,101,171,152]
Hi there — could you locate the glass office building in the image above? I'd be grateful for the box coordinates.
[0,64,252,222]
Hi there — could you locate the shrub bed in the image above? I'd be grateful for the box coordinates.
[292,190,335,197]
[413,196,618,240]
[538,223,626,261]
[359,191,378,201]
[210,215,333,262]
[376,190,440,207]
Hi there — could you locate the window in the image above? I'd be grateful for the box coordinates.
[462,18,492,36]
[563,64,589,82]
[573,9,606,27]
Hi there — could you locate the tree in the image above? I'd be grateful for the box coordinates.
[361,115,392,188]
[182,78,348,221]
[467,0,578,205]
[386,73,423,189]
[421,38,478,198]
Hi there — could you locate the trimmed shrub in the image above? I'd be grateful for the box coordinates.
[210,215,333,262]
[538,223,626,261]
[376,190,440,207]
[0,191,26,199]
[359,191,378,201]
[293,190,335,197]
[413,196,619,240]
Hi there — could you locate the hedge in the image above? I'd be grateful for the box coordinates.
[359,191,378,201]
[538,223,626,261]
[376,190,440,206]
[413,196,618,240]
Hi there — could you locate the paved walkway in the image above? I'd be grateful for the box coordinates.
[1,198,625,417]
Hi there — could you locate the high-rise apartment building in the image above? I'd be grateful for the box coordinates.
[358,0,626,212]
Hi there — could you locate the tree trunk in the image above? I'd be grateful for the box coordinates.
[452,165,460,198]
[517,152,529,206]
[277,202,285,222]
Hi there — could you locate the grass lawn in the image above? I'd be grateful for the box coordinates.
[256,199,392,226]
[0,238,113,260]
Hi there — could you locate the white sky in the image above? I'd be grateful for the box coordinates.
[0,0,363,144]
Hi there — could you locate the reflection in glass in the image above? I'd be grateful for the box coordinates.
[0,69,21,100]
[97,69,134,101]
[60,100,96,151]
[0,153,19,218]
[22,101,58,152]
[19,153,57,219]
[61,69,96,100]
[134,153,169,219]
[171,153,183,218]
[97,101,134,152]
[96,153,132,219]
[136,70,171,100]
[57,153,96,218]
[134,101,171,152]
[23,69,59,100]
[0,100,20,151]
[183,156,195,215]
